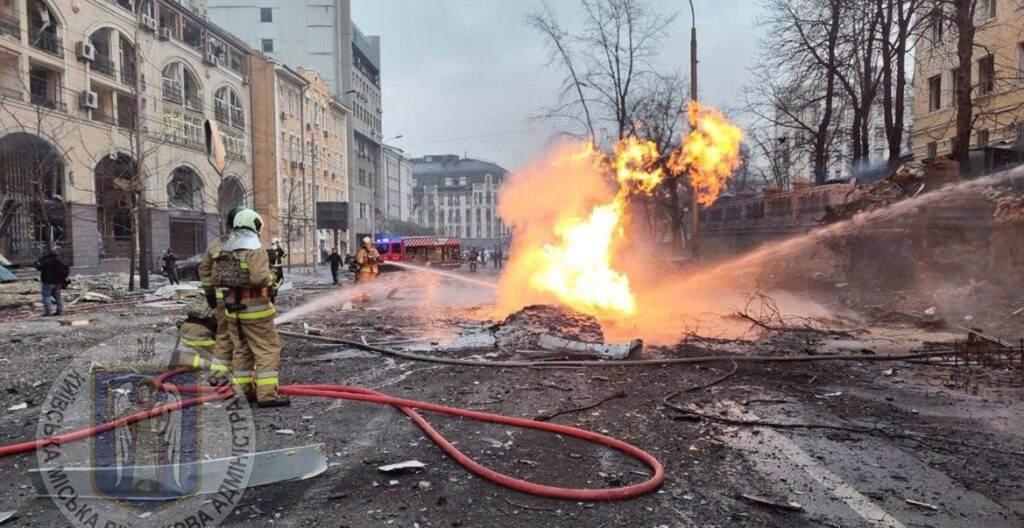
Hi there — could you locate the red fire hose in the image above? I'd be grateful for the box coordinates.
[0,369,664,502]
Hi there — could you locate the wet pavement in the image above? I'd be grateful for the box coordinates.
[0,271,1022,527]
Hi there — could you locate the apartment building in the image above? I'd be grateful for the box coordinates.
[250,58,349,264]
[203,0,382,247]
[911,0,1024,171]
[0,0,253,271]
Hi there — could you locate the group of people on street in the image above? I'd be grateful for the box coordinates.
[464,245,505,272]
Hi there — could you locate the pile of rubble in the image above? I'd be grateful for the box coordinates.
[990,194,1024,223]
[491,304,605,351]
[819,162,925,224]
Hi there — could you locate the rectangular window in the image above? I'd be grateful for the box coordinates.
[978,55,995,95]
[977,129,989,147]
[260,8,273,22]
[928,75,942,111]
[261,39,274,53]
[929,8,942,42]
[1017,43,1024,86]
[951,67,961,107]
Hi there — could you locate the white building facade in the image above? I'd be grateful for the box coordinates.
[412,155,511,249]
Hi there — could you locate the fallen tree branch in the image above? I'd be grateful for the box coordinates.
[534,391,627,422]
[662,400,1024,457]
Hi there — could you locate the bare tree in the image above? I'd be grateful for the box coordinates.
[528,0,696,248]
[752,0,845,185]
[526,0,677,145]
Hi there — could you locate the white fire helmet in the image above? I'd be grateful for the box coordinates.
[363,237,372,245]
[271,237,281,246]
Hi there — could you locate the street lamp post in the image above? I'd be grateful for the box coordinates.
[687,0,700,262]
[374,134,403,243]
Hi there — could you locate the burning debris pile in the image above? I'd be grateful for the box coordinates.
[491,304,605,351]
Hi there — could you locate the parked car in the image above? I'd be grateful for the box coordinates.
[172,254,203,281]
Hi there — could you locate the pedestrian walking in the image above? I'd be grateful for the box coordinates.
[35,247,69,316]
[162,248,179,285]
[326,247,344,285]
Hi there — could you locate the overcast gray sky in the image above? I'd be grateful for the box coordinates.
[352,1,764,170]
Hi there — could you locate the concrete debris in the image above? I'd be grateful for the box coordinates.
[0,511,15,525]
[1013,306,1024,316]
[59,319,92,327]
[819,162,925,224]
[993,196,1024,223]
[153,284,202,299]
[492,305,605,352]
[77,292,113,303]
[303,322,326,336]
[6,402,28,411]
[417,481,432,490]
[739,493,804,512]
[275,429,297,435]
[536,334,643,360]
[378,460,426,473]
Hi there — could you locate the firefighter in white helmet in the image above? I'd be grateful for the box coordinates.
[199,207,243,388]
[355,237,380,282]
[268,237,285,285]
[212,208,289,407]
[354,236,380,302]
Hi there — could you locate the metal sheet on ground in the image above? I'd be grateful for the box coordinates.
[28,444,328,500]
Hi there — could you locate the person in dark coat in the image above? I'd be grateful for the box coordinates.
[326,248,344,285]
[162,248,179,285]
[35,247,69,316]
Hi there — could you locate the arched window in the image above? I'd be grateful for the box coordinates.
[0,132,66,264]
[167,166,203,210]
[217,176,246,213]
[214,86,244,129]
[162,61,202,111]
[94,154,135,259]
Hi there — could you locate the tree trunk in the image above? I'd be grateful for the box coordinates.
[814,1,842,185]
[952,0,975,173]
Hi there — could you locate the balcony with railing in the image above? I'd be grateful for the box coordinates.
[185,94,203,113]
[92,55,116,78]
[29,26,63,57]
[120,61,135,85]
[91,106,117,126]
[0,12,19,39]
[162,77,183,104]
[30,93,66,111]
[230,108,245,129]
[214,101,229,124]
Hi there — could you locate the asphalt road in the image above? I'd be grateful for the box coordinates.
[0,283,1022,527]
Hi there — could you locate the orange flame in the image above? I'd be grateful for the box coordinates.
[669,101,745,207]
[498,103,743,324]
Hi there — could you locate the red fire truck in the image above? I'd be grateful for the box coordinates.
[375,236,463,269]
